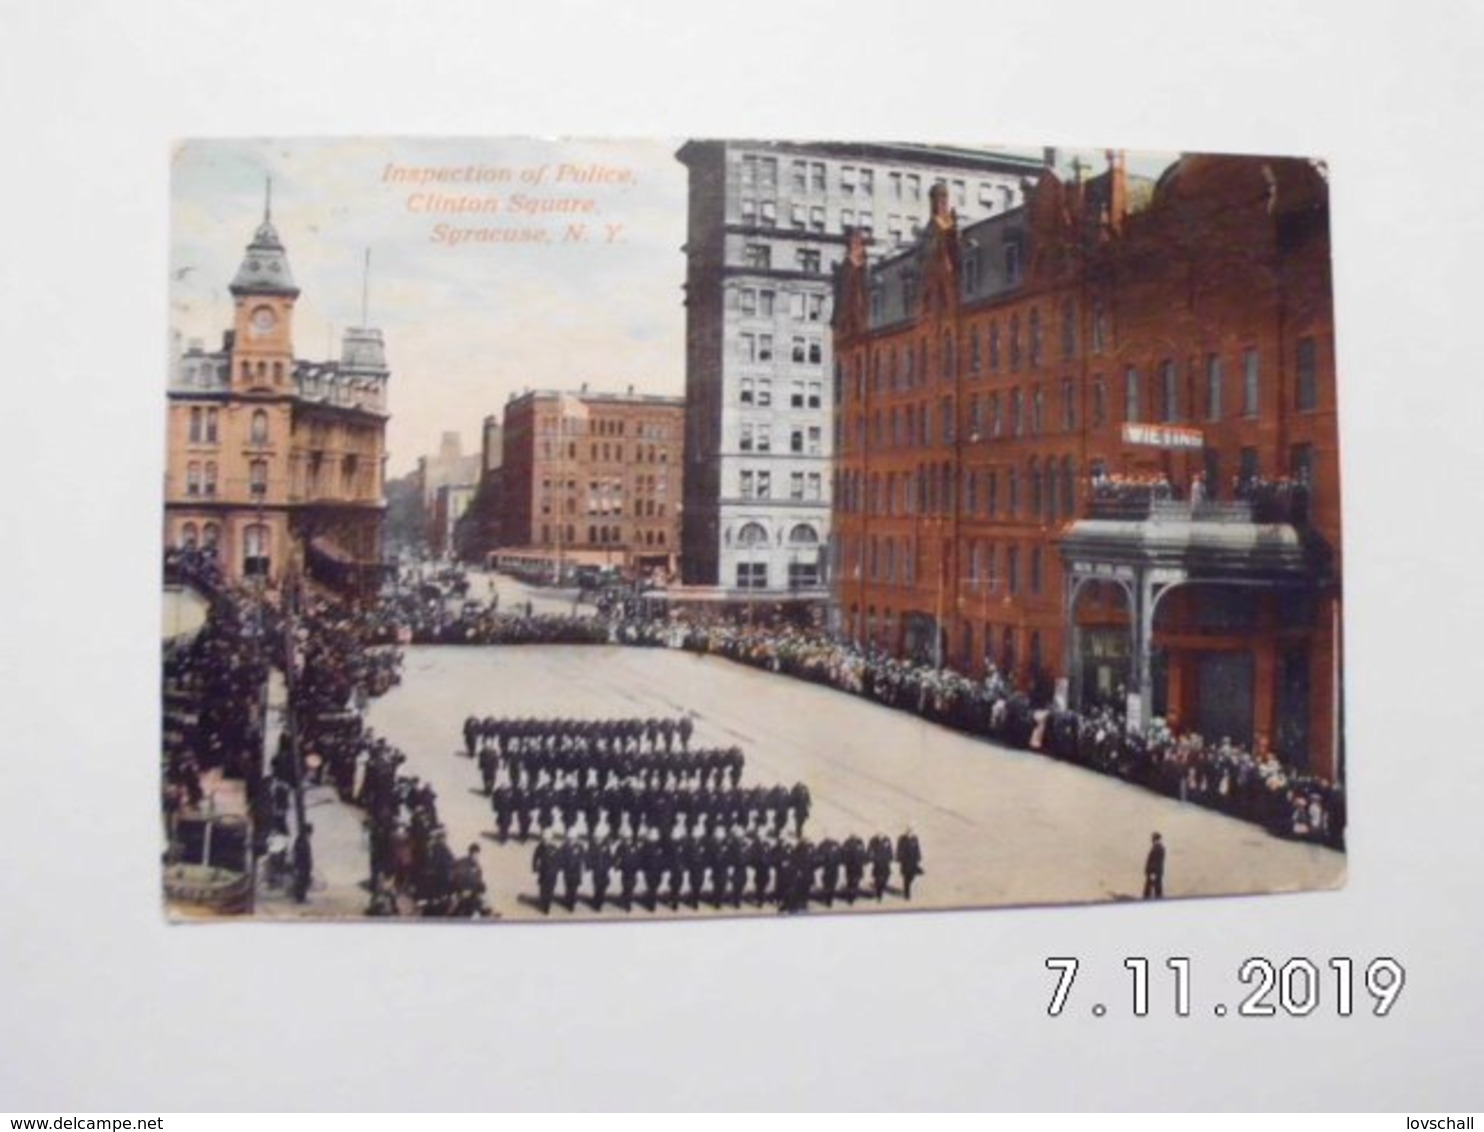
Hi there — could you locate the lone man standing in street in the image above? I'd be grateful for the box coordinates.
[1143,832,1166,899]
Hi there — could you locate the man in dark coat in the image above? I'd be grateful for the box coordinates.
[1143,832,1166,899]
[895,830,923,900]
[291,823,314,904]
[587,838,613,910]
[478,743,499,795]
[450,843,487,917]
[868,834,893,901]
[841,835,866,904]
[560,839,584,912]
[533,840,558,914]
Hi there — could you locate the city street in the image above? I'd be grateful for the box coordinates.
[363,638,1347,921]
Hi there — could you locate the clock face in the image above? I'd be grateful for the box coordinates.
[249,306,278,335]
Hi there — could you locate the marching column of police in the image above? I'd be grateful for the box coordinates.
[461,713,924,914]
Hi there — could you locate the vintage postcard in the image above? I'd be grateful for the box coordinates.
[162,137,1344,921]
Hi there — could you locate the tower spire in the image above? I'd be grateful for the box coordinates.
[265,174,273,224]
[361,248,371,327]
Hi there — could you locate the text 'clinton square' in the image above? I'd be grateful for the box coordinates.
[162,138,1344,922]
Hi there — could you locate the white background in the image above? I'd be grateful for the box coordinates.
[2,0,1483,1112]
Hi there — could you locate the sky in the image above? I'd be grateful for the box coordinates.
[169,138,1180,476]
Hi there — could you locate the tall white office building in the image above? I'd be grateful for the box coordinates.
[677,140,1046,598]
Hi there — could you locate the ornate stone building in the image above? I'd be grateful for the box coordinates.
[832,153,1340,779]
[164,194,390,593]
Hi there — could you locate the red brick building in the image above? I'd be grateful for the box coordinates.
[831,153,1340,779]
[499,388,685,575]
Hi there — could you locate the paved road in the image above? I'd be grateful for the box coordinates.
[362,643,1345,921]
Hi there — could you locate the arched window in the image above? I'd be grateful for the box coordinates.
[1061,456,1075,517]
[250,409,269,445]
[788,523,819,545]
[1043,460,1058,524]
[737,522,769,548]
[202,522,220,550]
[179,522,198,550]
[1029,458,1041,518]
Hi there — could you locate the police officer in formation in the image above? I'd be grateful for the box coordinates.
[460,713,926,916]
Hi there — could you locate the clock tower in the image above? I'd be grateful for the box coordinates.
[228,179,299,393]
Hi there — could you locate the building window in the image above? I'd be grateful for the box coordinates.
[249,459,268,497]
[759,200,776,226]
[796,248,821,273]
[1061,377,1076,431]
[990,392,1003,439]
[1206,355,1224,421]
[1029,308,1042,367]
[185,461,201,496]
[204,462,217,497]
[1092,377,1106,427]
[807,426,822,454]
[1160,360,1179,422]
[188,407,202,444]
[736,562,768,590]
[806,472,822,500]
[743,244,770,269]
[1124,367,1141,423]
[1032,386,1045,435]
[250,409,269,445]
[1009,314,1022,370]
[1005,241,1021,285]
[807,382,822,409]
[1030,547,1043,594]
[1243,348,1260,416]
[205,409,218,444]
[740,470,754,499]
[739,423,754,452]
[1296,336,1318,410]
[740,377,755,405]
[1007,545,1020,595]
[757,470,771,499]
[1061,298,1076,359]
[1011,388,1024,437]
[989,322,1001,371]
[790,472,805,500]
